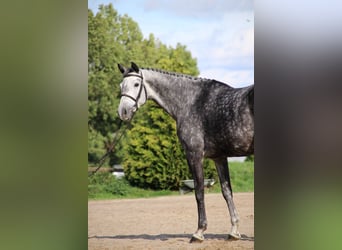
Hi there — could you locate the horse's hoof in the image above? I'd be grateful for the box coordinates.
[190,233,204,243]
[227,232,241,240]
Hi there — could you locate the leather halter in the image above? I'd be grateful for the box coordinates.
[120,72,147,108]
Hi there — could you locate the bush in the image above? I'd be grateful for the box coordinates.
[88,172,129,198]
[245,155,254,162]
[122,102,217,190]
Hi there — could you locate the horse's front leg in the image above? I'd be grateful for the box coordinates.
[186,150,207,243]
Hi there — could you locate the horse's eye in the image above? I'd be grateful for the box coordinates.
[134,83,139,87]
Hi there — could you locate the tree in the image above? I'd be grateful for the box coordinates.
[88,4,145,164]
[88,4,216,190]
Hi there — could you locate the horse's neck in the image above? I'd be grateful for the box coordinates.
[142,69,200,119]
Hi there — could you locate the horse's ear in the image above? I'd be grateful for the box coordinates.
[118,64,125,74]
[131,62,139,73]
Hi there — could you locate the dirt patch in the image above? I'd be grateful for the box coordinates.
[88,192,254,249]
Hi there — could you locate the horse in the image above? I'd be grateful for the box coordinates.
[117,62,254,242]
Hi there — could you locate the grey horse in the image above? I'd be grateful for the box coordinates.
[117,62,254,242]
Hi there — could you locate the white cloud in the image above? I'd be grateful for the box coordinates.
[143,0,253,19]
[203,26,254,67]
[89,0,254,86]
[154,10,254,86]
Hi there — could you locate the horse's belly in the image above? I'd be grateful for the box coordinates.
[204,130,254,158]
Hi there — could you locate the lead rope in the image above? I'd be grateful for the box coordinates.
[88,120,129,177]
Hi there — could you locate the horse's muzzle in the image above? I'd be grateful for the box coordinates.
[118,99,136,121]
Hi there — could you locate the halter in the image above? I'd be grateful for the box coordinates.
[120,72,147,108]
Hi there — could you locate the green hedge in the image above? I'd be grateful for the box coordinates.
[122,102,217,190]
[88,172,130,198]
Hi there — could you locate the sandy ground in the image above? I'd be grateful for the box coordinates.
[88,192,254,249]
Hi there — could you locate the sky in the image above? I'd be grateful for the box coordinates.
[89,0,254,88]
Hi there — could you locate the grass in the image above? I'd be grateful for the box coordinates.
[216,161,254,193]
[90,188,178,200]
[88,161,254,200]
[88,173,178,200]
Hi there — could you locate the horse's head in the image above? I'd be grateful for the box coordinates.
[117,62,147,121]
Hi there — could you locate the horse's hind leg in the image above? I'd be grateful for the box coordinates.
[214,157,241,240]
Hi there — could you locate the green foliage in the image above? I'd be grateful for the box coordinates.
[245,155,254,162]
[123,103,185,190]
[88,5,126,164]
[88,4,217,190]
[229,161,254,192]
[211,161,254,193]
[88,172,129,198]
[88,162,254,200]
[88,4,200,168]
[88,172,177,199]
[123,103,217,190]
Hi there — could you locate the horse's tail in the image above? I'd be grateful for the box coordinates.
[247,85,254,115]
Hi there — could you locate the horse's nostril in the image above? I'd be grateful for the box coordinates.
[123,109,127,115]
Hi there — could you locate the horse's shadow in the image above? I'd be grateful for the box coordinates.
[88,233,254,242]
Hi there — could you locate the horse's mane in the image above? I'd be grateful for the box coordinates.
[142,67,208,82]
[138,67,235,89]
